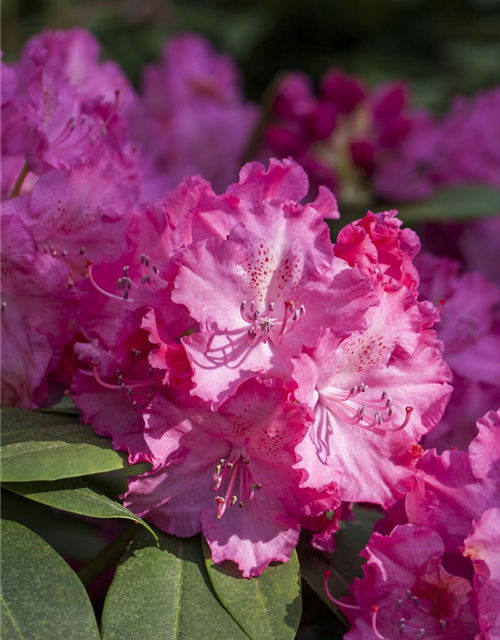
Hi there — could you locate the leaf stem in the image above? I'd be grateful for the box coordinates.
[10,163,30,198]
[77,521,139,587]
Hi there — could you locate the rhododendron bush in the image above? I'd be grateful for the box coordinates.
[1,23,499,640]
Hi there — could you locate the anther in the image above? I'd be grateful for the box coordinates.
[396,599,402,611]
[230,496,237,507]
[243,458,250,464]
[412,596,419,607]
[79,246,86,255]
[140,254,146,264]
[1,301,6,311]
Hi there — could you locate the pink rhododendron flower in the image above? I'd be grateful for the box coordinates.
[464,508,500,640]
[1,212,75,407]
[24,28,135,107]
[331,525,479,640]
[124,377,311,577]
[1,29,138,198]
[172,195,375,406]
[292,284,451,507]
[334,209,421,294]
[127,34,258,200]
[417,253,500,451]
[19,159,136,270]
[389,409,500,579]
[434,87,500,189]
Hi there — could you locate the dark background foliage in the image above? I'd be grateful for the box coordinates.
[3,0,500,112]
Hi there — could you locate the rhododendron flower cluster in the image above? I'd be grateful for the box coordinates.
[265,70,432,205]
[265,71,500,209]
[417,253,500,452]
[327,409,500,639]
[1,26,499,605]
[68,160,451,576]
[127,34,259,201]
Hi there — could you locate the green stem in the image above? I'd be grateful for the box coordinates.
[10,163,29,198]
[77,522,139,587]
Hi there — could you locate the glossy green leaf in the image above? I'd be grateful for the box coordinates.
[3,478,158,542]
[396,185,500,222]
[101,529,250,640]
[0,408,127,482]
[202,538,301,640]
[0,519,100,640]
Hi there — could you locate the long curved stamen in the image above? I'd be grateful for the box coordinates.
[323,571,361,611]
[92,365,152,391]
[378,407,413,432]
[371,606,387,640]
[320,383,414,435]
[87,262,124,302]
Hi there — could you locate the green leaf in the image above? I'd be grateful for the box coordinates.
[1,408,128,482]
[202,538,301,640]
[298,507,381,619]
[101,529,250,640]
[396,185,500,223]
[3,478,158,542]
[0,519,100,640]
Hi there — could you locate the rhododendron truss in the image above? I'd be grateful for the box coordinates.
[324,409,500,639]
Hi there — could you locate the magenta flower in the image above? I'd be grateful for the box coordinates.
[334,209,421,295]
[172,196,376,406]
[291,285,452,507]
[403,409,500,577]
[124,377,311,577]
[1,29,138,197]
[265,69,426,205]
[418,253,500,451]
[464,507,500,639]
[331,525,479,640]
[1,212,75,407]
[434,87,500,188]
[127,34,258,199]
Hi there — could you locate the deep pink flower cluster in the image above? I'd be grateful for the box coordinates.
[1,28,498,598]
[327,409,500,640]
[66,160,452,577]
[265,70,432,205]
[266,71,500,208]
[417,254,500,452]
[127,34,259,200]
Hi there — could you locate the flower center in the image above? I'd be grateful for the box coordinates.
[212,446,262,518]
[319,382,413,433]
[87,254,168,302]
[240,299,306,346]
[324,572,478,640]
[87,360,158,410]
